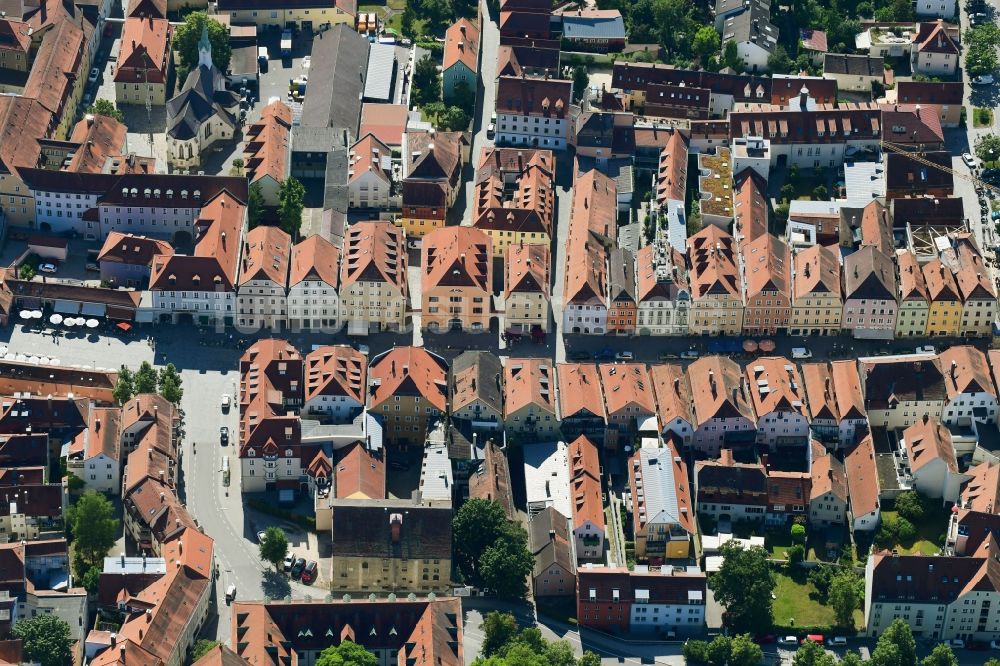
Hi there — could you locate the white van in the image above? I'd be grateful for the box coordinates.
[225,584,236,603]
[791,347,812,359]
[257,47,268,62]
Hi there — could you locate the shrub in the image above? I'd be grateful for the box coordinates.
[896,517,916,543]
[787,544,805,565]
[791,523,806,544]
[683,640,710,664]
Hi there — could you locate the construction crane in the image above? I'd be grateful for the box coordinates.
[881,139,1000,197]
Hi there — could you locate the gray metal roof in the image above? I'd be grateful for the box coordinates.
[364,43,397,102]
[562,14,625,40]
[301,24,369,133]
[636,446,685,529]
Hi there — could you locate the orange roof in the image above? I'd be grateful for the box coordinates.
[473,148,554,237]
[793,244,841,301]
[0,95,52,174]
[341,221,408,295]
[334,442,385,499]
[151,192,244,291]
[939,345,994,401]
[904,415,957,473]
[954,242,996,300]
[289,234,339,288]
[556,363,605,420]
[569,169,617,241]
[630,445,695,536]
[244,100,291,186]
[162,526,214,579]
[810,450,847,502]
[961,461,1000,513]
[504,357,556,417]
[896,249,929,302]
[844,432,880,517]
[922,259,960,302]
[687,225,740,298]
[238,225,291,287]
[24,19,84,116]
[655,130,688,205]
[733,170,768,245]
[599,363,656,417]
[0,19,31,56]
[116,17,171,84]
[859,200,893,256]
[567,435,604,531]
[67,114,128,173]
[650,363,693,427]
[636,243,688,302]
[505,243,549,297]
[304,345,366,405]
[741,233,791,301]
[443,18,479,74]
[84,407,121,460]
[689,355,756,426]
[97,232,174,267]
[745,356,806,417]
[421,226,492,293]
[359,103,409,147]
[348,133,391,185]
[801,360,866,422]
[368,346,448,412]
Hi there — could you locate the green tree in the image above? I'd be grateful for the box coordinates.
[985,659,1000,666]
[481,611,518,657]
[812,184,828,200]
[479,525,534,599]
[18,263,35,280]
[67,490,118,567]
[787,544,805,564]
[78,562,102,594]
[767,45,793,74]
[921,644,958,666]
[869,619,916,666]
[87,98,124,123]
[248,182,266,229]
[400,6,416,38]
[158,363,183,403]
[453,498,508,578]
[316,640,379,666]
[231,157,245,176]
[791,523,806,544]
[706,635,732,666]
[692,26,720,62]
[572,66,589,103]
[113,365,136,405]
[722,40,741,70]
[828,569,860,627]
[728,634,763,666]
[420,0,454,31]
[577,652,602,666]
[708,541,775,633]
[682,639,710,664]
[976,133,1000,166]
[894,490,926,522]
[12,614,73,666]
[840,652,865,666]
[278,176,306,239]
[449,80,475,109]
[258,526,288,570]
[412,55,442,107]
[435,105,470,131]
[134,361,158,395]
[192,640,221,661]
[173,12,231,73]
[896,517,916,543]
[793,640,836,666]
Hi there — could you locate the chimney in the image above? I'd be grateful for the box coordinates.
[111,634,117,648]
[923,413,929,424]
[390,513,402,542]
[95,418,101,432]
[799,87,808,110]
[709,370,717,398]
[159,492,165,503]
[548,529,556,540]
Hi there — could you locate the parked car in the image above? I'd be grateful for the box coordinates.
[220,426,229,445]
[88,67,100,83]
[487,121,495,138]
[302,55,311,69]
[990,639,1000,649]
[39,263,57,273]
[85,262,100,272]
[593,348,614,361]
[778,636,799,646]
[680,350,700,360]
[301,560,318,583]
[221,394,231,411]
[791,347,812,359]
[801,635,824,645]
[283,553,295,571]
[615,351,634,361]
[963,152,978,168]
[225,584,236,603]
[356,344,370,356]
[826,637,847,647]
[916,345,936,354]
[972,74,995,85]
[289,557,306,579]
[946,639,965,649]
[753,634,776,645]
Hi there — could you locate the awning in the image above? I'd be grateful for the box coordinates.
[347,320,369,336]
[54,300,80,315]
[106,306,133,321]
[80,302,106,317]
[116,322,132,331]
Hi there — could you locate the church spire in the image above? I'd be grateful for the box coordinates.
[197,23,213,68]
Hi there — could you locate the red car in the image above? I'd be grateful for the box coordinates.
[753,634,776,645]
[802,635,825,645]
[301,560,317,584]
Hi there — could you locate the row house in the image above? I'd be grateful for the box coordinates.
[789,243,842,336]
[845,432,881,532]
[822,54,885,93]
[886,151,953,200]
[557,363,607,444]
[504,358,559,441]
[767,467,811,525]
[97,232,174,290]
[149,192,246,327]
[421,226,492,333]
[368,346,448,448]
[951,238,998,337]
[612,61,769,116]
[745,357,810,448]
[340,221,409,333]
[733,169,768,245]
[607,248,637,335]
[473,147,554,256]
[495,76,572,150]
[843,246,898,340]
[901,415,967,503]
[505,243,550,335]
[801,360,868,447]
[469,438,515,519]
[599,363,656,451]
[347,133,393,210]
[923,259,962,337]
[862,355,946,430]
[24,19,88,141]
[939,346,997,428]
[687,225,744,336]
[302,345,367,423]
[244,101,292,207]
[399,130,465,238]
[73,406,123,494]
[948,461,1000,556]
[740,233,791,336]
[236,226,291,332]
[287,234,341,332]
[115,17,172,106]
[689,356,757,455]
[577,566,706,635]
[694,450,767,523]
[449,351,504,433]
[635,242,690,336]
[567,435,606,562]
[630,445,695,561]
[443,19,480,100]
[563,170,617,334]
[650,364,695,448]
[214,0,357,30]
[895,249,930,337]
[810,443,849,527]
[529,505,576,597]
[895,81,963,128]
[0,471,64,543]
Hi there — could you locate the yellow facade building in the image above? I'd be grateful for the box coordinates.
[923,259,962,337]
[789,244,842,336]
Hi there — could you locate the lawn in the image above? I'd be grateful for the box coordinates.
[879,509,946,555]
[773,569,836,628]
[974,107,994,128]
